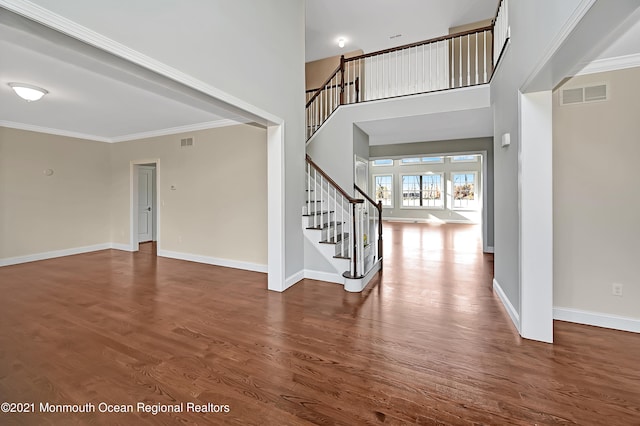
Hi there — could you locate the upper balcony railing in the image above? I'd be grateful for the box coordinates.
[305,0,510,140]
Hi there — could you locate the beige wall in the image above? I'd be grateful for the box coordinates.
[0,127,111,258]
[553,66,640,319]
[305,49,363,91]
[0,124,267,268]
[111,124,268,267]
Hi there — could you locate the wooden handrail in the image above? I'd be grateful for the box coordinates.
[492,0,504,25]
[354,185,381,212]
[306,155,364,204]
[344,25,493,62]
[306,79,357,94]
[354,184,384,266]
[305,65,341,108]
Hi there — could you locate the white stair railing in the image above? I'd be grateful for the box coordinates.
[493,0,510,65]
[305,0,512,140]
[306,155,382,279]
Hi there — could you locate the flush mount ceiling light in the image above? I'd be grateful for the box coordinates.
[338,38,346,48]
[8,82,48,102]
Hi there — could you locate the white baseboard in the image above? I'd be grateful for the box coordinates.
[304,269,344,285]
[383,217,478,224]
[284,270,305,290]
[0,243,112,267]
[484,246,495,253]
[157,249,267,273]
[110,243,134,252]
[554,307,640,334]
[493,278,521,332]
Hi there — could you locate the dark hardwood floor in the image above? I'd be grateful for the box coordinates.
[0,223,639,425]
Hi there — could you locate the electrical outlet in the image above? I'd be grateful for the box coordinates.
[612,283,623,297]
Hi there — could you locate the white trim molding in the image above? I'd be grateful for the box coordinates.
[110,119,249,143]
[285,270,305,290]
[484,246,495,253]
[493,278,521,333]
[576,53,640,77]
[157,249,267,274]
[0,119,248,144]
[0,243,112,267]
[304,270,344,285]
[0,120,112,143]
[554,307,640,334]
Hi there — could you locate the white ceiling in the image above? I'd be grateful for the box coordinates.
[0,9,252,142]
[357,107,494,146]
[305,0,499,62]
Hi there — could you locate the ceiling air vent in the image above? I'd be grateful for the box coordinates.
[180,137,194,148]
[561,83,608,105]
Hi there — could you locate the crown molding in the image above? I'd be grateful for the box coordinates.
[575,53,640,76]
[110,119,250,142]
[0,120,112,142]
[0,119,249,143]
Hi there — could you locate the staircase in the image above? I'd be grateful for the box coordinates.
[301,0,510,291]
[303,155,382,292]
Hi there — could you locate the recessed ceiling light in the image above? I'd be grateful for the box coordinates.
[338,38,346,48]
[8,82,48,102]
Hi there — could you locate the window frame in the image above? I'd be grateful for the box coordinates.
[372,174,394,208]
[451,171,478,211]
[450,154,479,163]
[400,173,445,210]
[371,158,394,167]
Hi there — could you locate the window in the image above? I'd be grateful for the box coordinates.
[421,156,444,164]
[401,156,444,164]
[372,159,393,166]
[401,174,443,208]
[401,157,421,165]
[451,155,478,163]
[373,175,393,207]
[452,172,477,209]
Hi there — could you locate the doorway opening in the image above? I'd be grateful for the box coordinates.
[130,160,160,253]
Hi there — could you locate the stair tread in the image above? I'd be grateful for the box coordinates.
[333,254,351,260]
[319,233,349,244]
[302,210,334,217]
[305,221,344,230]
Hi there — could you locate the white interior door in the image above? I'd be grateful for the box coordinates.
[138,167,154,243]
[355,156,368,193]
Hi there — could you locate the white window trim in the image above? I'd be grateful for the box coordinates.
[400,173,445,210]
[420,156,444,164]
[372,174,394,208]
[400,157,423,165]
[451,171,478,211]
[371,159,394,167]
[450,155,479,163]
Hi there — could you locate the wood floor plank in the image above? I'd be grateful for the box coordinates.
[1,223,639,425]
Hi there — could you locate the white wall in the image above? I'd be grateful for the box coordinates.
[111,125,268,268]
[307,85,491,193]
[21,0,306,284]
[490,0,587,327]
[490,0,640,338]
[0,127,111,260]
[554,67,640,322]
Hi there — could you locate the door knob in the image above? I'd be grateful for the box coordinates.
[146,207,151,211]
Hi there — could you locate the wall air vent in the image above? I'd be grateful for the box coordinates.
[561,83,608,105]
[180,137,194,148]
